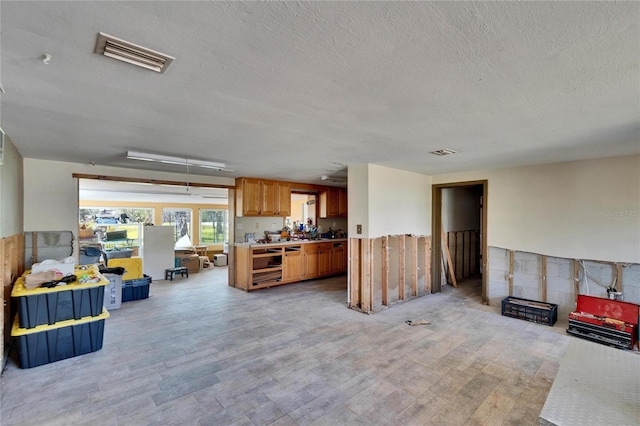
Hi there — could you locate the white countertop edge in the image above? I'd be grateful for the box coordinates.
[234,238,348,248]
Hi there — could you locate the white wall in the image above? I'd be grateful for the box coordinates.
[442,186,481,232]
[348,164,431,239]
[368,164,431,238]
[433,155,640,263]
[347,164,370,237]
[235,216,285,242]
[23,159,235,254]
[0,136,24,237]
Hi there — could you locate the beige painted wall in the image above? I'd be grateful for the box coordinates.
[0,136,24,237]
[347,164,431,238]
[23,159,234,255]
[433,154,640,263]
[368,164,431,238]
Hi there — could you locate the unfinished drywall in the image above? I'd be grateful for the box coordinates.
[433,155,640,263]
[0,135,24,238]
[488,246,640,316]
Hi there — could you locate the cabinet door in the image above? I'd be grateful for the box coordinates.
[332,246,345,274]
[338,189,348,217]
[303,249,318,279]
[277,182,291,216]
[318,245,333,277]
[319,188,340,218]
[261,180,279,216]
[283,249,303,282]
[238,178,262,216]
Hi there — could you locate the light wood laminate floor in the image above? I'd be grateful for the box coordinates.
[1,268,570,425]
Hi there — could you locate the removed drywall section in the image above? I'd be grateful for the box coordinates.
[488,246,640,317]
[433,155,640,263]
[349,234,431,314]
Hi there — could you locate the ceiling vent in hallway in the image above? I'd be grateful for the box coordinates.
[430,149,457,156]
[94,32,175,73]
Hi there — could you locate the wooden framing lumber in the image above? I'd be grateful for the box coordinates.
[361,239,373,312]
[381,236,389,305]
[616,263,623,293]
[398,234,406,299]
[541,255,547,302]
[574,259,580,302]
[425,236,432,294]
[410,235,418,297]
[349,238,361,309]
[441,227,457,287]
[508,250,515,296]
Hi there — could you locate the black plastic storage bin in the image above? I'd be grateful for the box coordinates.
[12,274,109,329]
[122,276,151,302]
[501,296,558,326]
[11,308,110,369]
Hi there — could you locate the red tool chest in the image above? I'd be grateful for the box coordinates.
[567,295,639,350]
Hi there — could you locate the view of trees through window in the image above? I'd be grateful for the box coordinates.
[79,207,154,225]
[162,208,192,243]
[200,209,228,244]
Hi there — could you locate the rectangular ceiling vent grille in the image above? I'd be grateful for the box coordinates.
[430,149,458,156]
[94,32,175,74]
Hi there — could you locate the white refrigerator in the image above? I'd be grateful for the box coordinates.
[143,226,175,281]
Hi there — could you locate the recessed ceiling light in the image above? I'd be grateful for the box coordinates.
[95,32,175,73]
[430,149,457,156]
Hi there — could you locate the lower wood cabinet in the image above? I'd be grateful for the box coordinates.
[283,247,303,282]
[235,240,348,291]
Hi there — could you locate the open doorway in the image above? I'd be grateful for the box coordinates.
[432,181,488,304]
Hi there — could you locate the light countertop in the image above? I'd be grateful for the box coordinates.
[235,238,347,249]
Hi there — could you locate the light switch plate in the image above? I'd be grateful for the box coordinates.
[356,224,362,234]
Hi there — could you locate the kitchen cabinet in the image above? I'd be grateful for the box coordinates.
[236,178,291,217]
[332,242,346,274]
[235,246,283,290]
[319,188,347,218]
[283,247,303,282]
[317,243,333,276]
[302,244,318,279]
[235,240,347,291]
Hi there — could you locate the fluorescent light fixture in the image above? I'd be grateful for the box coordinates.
[126,151,233,171]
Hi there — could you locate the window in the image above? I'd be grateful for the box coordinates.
[200,209,228,244]
[162,208,192,243]
[79,207,153,225]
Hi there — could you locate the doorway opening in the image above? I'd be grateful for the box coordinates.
[432,181,488,304]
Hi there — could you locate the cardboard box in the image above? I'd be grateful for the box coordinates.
[175,253,200,274]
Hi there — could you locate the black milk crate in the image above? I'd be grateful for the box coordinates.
[122,275,151,302]
[501,296,558,326]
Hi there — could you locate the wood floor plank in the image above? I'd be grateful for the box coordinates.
[0,268,571,425]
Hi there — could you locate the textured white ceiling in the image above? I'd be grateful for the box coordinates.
[1,1,638,185]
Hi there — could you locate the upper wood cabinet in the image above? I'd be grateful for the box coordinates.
[236,178,291,217]
[320,188,347,218]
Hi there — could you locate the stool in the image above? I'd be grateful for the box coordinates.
[165,267,188,281]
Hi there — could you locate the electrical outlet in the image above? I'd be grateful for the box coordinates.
[272,222,276,229]
[255,222,259,229]
[332,222,336,228]
[356,224,362,234]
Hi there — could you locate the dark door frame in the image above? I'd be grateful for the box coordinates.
[432,180,488,304]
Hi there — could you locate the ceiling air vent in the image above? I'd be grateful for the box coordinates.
[430,149,457,156]
[94,32,175,73]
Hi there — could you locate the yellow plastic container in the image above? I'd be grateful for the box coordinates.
[107,256,143,281]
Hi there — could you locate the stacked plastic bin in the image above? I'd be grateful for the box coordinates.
[10,268,110,368]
